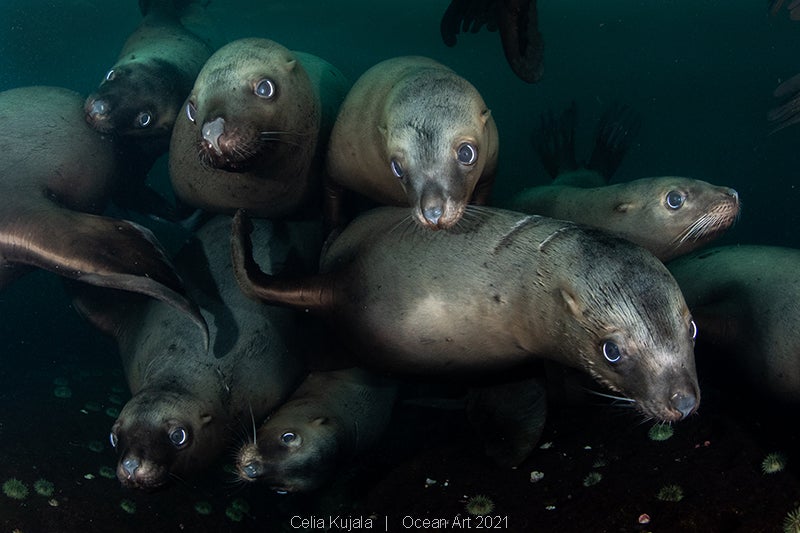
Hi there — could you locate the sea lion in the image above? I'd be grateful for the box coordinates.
[768,72,800,134]
[668,245,800,404]
[232,206,700,422]
[325,56,499,230]
[72,215,314,489]
[508,102,740,261]
[84,0,213,218]
[85,0,212,145]
[440,0,544,83]
[236,367,397,493]
[169,38,349,218]
[0,86,205,336]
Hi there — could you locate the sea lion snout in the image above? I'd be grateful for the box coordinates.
[670,389,698,420]
[201,117,225,155]
[84,96,113,130]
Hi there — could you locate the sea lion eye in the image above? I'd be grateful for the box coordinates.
[665,190,685,210]
[690,320,698,341]
[105,69,115,81]
[281,432,296,444]
[390,159,404,179]
[109,432,118,448]
[185,101,197,123]
[135,111,152,128]
[169,427,188,447]
[456,142,477,165]
[254,78,276,99]
[602,341,622,363]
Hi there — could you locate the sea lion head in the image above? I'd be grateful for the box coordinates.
[609,177,740,261]
[547,227,701,422]
[85,58,186,140]
[384,71,497,230]
[110,388,221,489]
[182,38,318,172]
[235,415,339,493]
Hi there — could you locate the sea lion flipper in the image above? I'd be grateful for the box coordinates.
[534,101,578,179]
[585,102,641,182]
[497,0,544,83]
[2,209,208,345]
[231,210,334,310]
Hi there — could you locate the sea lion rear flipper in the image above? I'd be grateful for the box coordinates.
[585,102,641,181]
[2,208,208,345]
[230,209,334,311]
[534,101,578,179]
[440,0,491,47]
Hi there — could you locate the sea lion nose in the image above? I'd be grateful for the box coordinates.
[87,98,109,119]
[423,206,444,226]
[670,390,698,419]
[121,457,140,478]
[202,117,225,155]
[241,462,261,479]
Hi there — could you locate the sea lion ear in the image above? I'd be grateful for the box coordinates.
[378,125,388,140]
[559,288,584,318]
[614,203,631,213]
[311,417,328,426]
[285,58,297,71]
[480,108,492,125]
[199,413,213,426]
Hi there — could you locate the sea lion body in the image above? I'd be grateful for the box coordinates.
[236,367,397,492]
[233,206,700,422]
[82,216,313,489]
[85,0,213,145]
[326,56,499,229]
[0,86,205,333]
[169,38,349,217]
[668,245,800,403]
[509,175,740,261]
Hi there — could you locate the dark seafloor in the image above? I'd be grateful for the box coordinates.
[1,1,800,531]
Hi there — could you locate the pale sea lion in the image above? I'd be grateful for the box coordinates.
[668,245,800,404]
[232,206,700,422]
[73,216,314,489]
[236,367,397,493]
[325,56,499,230]
[509,102,740,261]
[440,0,543,83]
[169,38,349,217]
[0,86,205,335]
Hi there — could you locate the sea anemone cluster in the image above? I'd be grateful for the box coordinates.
[583,471,603,487]
[120,499,136,514]
[465,494,495,516]
[194,501,213,515]
[762,452,787,474]
[33,479,54,497]
[656,484,684,502]
[784,506,800,533]
[2,478,29,500]
[648,423,674,441]
[225,498,250,522]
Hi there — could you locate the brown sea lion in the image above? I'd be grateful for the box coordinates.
[232,206,700,422]
[73,215,315,489]
[769,72,800,134]
[668,245,800,404]
[169,38,349,218]
[509,102,739,261]
[0,86,205,336]
[440,0,544,83]
[84,0,213,218]
[325,56,499,230]
[236,367,397,493]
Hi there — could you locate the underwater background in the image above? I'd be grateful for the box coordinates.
[0,1,799,531]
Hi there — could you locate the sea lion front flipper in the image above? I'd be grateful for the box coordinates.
[1,208,208,344]
[497,0,544,83]
[585,102,641,182]
[230,209,335,311]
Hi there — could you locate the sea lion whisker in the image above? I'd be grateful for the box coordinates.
[582,388,636,403]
